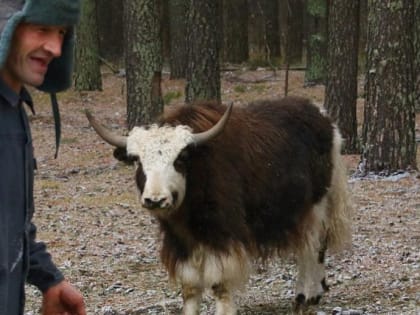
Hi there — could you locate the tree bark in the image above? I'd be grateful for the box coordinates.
[279,0,304,65]
[415,0,420,112]
[169,0,188,79]
[124,0,163,128]
[185,0,221,103]
[361,0,417,174]
[96,0,124,64]
[325,0,359,153]
[248,0,281,63]
[222,0,249,63]
[304,0,328,85]
[74,0,102,91]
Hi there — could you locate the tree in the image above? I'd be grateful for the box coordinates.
[361,0,417,174]
[248,0,281,64]
[159,0,171,65]
[359,0,368,69]
[74,0,102,91]
[168,0,188,79]
[185,0,221,103]
[415,0,420,112]
[96,0,124,65]
[124,0,163,128]
[222,0,249,63]
[325,0,359,154]
[279,0,304,65]
[304,0,328,85]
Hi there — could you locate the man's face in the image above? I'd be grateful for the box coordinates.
[0,23,67,92]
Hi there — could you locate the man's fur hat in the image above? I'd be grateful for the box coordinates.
[0,0,81,93]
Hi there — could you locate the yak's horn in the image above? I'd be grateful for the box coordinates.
[85,109,127,148]
[192,102,233,146]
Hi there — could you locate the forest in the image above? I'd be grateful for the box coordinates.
[24,0,419,314]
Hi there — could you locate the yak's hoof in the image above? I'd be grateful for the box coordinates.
[294,292,323,311]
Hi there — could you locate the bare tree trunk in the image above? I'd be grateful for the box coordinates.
[74,0,102,91]
[415,0,420,112]
[279,0,304,65]
[97,0,124,64]
[248,0,280,64]
[304,0,328,86]
[222,0,249,63]
[325,0,359,154]
[169,0,188,79]
[361,0,417,174]
[185,0,221,103]
[124,0,163,128]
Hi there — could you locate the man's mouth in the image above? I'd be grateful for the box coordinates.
[30,56,49,73]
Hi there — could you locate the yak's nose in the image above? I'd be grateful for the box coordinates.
[143,197,169,210]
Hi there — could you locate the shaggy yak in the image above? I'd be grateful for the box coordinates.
[86,96,351,315]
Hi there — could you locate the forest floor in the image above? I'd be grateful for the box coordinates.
[24,68,419,315]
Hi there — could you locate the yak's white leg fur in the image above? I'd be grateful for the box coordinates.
[326,127,352,251]
[295,126,351,308]
[295,245,326,305]
[181,284,202,315]
[295,195,329,307]
[177,244,249,315]
[213,283,237,315]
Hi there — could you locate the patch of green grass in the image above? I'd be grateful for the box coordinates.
[61,137,79,144]
[252,84,266,93]
[39,180,60,190]
[163,90,182,105]
[234,85,246,93]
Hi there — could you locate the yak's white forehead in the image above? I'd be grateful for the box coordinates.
[126,124,194,169]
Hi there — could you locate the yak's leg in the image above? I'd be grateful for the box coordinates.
[181,284,203,315]
[295,243,327,308]
[212,283,237,315]
[295,200,329,308]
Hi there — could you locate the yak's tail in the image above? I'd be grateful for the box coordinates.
[326,127,352,251]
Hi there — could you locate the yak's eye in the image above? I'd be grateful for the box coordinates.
[174,148,189,173]
[127,154,139,163]
[135,163,146,192]
[113,148,138,165]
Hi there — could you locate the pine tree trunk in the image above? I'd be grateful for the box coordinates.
[97,0,124,64]
[248,0,280,63]
[124,0,163,128]
[74,0,102,91]
[185,0,221,103]
[361,0,417,174]
[279,0,304,65]
[222,0,248,63]
[304,0,328,85]
[325,0,359,154]
[415,0,420,112]
[169,0,188,79]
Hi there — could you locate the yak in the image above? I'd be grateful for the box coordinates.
[86,96,351,315]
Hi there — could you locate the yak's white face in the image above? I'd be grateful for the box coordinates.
[126,124,195,214]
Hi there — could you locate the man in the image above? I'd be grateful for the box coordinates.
[0,1,86,314]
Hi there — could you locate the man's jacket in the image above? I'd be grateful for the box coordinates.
[0,79,64,314]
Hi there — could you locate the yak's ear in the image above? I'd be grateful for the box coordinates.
[113,147,138,165]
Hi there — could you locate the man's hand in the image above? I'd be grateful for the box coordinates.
[42,280,86,315]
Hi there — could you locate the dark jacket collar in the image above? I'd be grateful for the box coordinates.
[0,78,35,114]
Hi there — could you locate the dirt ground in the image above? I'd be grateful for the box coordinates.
[23,69,419,315]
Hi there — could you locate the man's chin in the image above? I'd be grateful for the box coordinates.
[24,75,46,88]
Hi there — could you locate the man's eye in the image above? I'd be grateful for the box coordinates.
[36,27,48,33]
[59,28,68,36]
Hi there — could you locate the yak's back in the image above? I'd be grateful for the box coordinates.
[161,98,336,254]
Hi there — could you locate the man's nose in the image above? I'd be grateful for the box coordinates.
[43,34,63,57]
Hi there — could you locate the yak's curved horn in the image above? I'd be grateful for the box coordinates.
[192,102,233,146]
[85,109,127,148]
